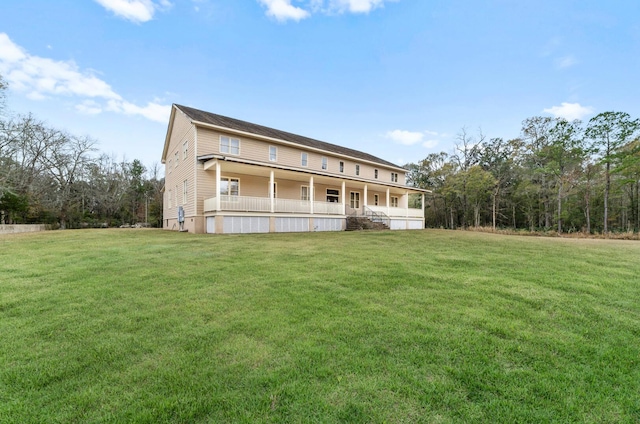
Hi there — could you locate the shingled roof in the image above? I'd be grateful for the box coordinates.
[175,104,400,169]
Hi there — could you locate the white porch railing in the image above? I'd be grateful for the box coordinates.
[368,205,423,218]
[312,201,343,215]
[204,196,343,215]
[275,198,310,213]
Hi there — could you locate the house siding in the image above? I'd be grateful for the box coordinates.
[195,127,406,184]
[163,109,195,227]
[162,104,425,234]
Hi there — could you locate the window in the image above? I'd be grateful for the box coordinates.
[391,172,398,182]
[168,160,172,174]
[269,146,277,162]
[322,157,328,170]
[168,190,172,209]
[174,151,179,168]
[326,189,339,203]
[350,192,360,209]
[272,182,277,198]
[339,161,344,173]
[355,164,360,176]
[220,177,239,196]
[183,141,188,160]
[391,196,399,207]
[301,186,310,201]
[220,136,240,155]
[374,194,379,206]
[301,152,308,167]
[183,180,188,204]
[374,169,378,179]
[175,185,178,207]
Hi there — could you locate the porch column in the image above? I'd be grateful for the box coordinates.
[270,170,275,213]
[405,190,409,218]
[342,181,346,215]
[309,176,314,214]
[421,193,425,218]
[386,188,390,216]
[215,160,221,211]
[364,184,368,207]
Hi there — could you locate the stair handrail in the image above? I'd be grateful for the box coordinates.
[363,206,390,228]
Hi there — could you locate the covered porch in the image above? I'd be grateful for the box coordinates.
[201,158,425,219]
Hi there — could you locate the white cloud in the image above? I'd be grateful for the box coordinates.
[386,129,424,146]
[76,100,103,115]
[94,0,171,23]
[259,0,396,20]
[556,55,577,69]
[107,99,170,123]
[258,0,310,22]
[312,0,392,13]
[0,32,170,124]
[543,102,594,121]
[422,139,439,149]
[338,0,386,13]
[0,33,27,62]
[386,128,447,149]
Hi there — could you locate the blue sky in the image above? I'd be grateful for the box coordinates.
[1,1,639,170]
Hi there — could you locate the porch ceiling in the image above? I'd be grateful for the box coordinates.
[203,159,425,194]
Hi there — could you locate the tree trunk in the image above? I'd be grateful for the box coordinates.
[492,187,498,230]
[557,181,563,234]
[585,190,591,234]
[604,161,610,234]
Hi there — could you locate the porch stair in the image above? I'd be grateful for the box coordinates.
[346,216,389,231]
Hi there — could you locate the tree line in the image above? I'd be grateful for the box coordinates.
[0,75,164,229]
[405,112,640,234]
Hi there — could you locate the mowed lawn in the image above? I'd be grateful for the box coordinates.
[1,229,639,423]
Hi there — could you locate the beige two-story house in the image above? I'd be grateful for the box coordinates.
[161,104,429,234]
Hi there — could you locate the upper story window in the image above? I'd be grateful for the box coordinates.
[174,151,179,168]
[374,169,378,179]
[355,164,360,176]
[339,161,344,173]
[220,136,240,155]
[269,146,277,162]
[391,172,398,182]
[167,190,172,208]
[168,159,172,174]
[301,152,308,167]
[182,141,188,160]
[322,157,328,170]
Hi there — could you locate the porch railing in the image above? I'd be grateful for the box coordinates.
[204,195,343,215]
[367,205,423,218]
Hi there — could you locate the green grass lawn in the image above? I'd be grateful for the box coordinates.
[1,229,639,423]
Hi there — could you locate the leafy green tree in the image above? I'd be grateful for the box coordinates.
[0,190,28,223]
[464,165,496,227]
[521,116,555,229]
[479,137,522,229]
[545,119,586,233]
[613,138,640,232]
[586,112,640,233]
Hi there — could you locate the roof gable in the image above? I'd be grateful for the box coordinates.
[174,104,401,169]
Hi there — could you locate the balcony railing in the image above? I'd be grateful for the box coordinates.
[203,196,422,218]
[204,195,343,215]
[367,205,424,218]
